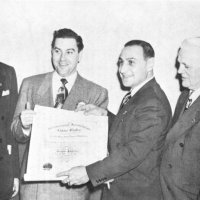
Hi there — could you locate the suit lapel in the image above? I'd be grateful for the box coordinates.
[117,79,156,114]
[36,72,54,107]
[171,90,189,126]
[109,96,136,140]
[109,79,156,140]
[62,73,83,110]
[166,96,200,144]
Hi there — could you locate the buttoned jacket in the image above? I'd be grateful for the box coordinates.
[87,78,172,200]
[160,89,200,200]
[0,63,19,199]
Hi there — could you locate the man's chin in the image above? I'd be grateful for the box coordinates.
[181,82,189,89]
[122,82,133,89]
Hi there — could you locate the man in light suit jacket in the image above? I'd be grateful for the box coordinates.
[57,40,172,200]
[0,63,19,200]
[11,28,108,200]
[160,37,200,200]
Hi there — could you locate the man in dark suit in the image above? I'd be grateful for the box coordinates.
[11,28,108,200]
[0,63,19,200]
[57,40,172,200]
[160,37,200,200]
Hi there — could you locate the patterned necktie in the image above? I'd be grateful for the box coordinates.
[120,91,132,109]
[185,91,193,110]
[54,78,68,109]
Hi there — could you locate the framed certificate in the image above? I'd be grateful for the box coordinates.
[24,105,108,181]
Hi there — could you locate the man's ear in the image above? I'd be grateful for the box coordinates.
[78,51,83,63]
[146,57,154,72]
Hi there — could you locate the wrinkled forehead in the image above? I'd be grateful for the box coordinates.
[178,38,200,63]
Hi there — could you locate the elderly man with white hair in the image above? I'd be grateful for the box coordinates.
[160,37,200,200]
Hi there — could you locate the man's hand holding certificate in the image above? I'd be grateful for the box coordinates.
[57,166,89,186]
[24,105,108,181]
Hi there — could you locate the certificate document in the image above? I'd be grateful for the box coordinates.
[24,105,108,181]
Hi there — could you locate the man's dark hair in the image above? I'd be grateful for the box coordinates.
[51,28,84,52]
[124,40,155,59]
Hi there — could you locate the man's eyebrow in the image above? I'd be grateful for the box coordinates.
[53,47,75,51]
[66,48,75,51]
[118,57,136,60]
[126,57,136,60]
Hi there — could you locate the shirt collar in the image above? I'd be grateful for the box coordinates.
[189,87,200,103]
[53,71,77,91]
[130,76,154,97]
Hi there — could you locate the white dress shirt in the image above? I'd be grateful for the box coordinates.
[188,88,200,106]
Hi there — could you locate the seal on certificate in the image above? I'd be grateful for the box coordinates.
[43,163,53,170]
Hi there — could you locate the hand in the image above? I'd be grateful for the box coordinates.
[11,178,19,197]
[57,166,89,186]
[20,102,35,130]
[75,104,107,116]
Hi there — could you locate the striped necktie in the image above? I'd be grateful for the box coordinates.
[54,78,68,109]
[120,91,132,109]
[185,91,193,110]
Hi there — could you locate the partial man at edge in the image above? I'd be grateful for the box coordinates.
[160,37,200,200]
[0,62,19,200]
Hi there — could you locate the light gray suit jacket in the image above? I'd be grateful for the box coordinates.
[11,71,108,200]
[12,72,108,144]
[160,89,200,200]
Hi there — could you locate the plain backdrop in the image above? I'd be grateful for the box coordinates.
[1,0,200,113]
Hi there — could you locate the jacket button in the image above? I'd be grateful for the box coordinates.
[123,111,127,115]
[168,164,172,168]
[179,143,184,147]
[167,185,171,191]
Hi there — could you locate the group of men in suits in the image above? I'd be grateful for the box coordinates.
[1,27,200,200]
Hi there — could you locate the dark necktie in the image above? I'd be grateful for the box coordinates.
[120,91,132,109]
[54,78,68,109]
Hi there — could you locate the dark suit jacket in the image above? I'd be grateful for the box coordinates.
[160,89,200,200]
[0,63,19,200]
[86,78,172,200]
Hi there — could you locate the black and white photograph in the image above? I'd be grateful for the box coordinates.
[1,0,200,199]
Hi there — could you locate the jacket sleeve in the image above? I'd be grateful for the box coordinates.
[11,78,30,143]
[93,88,109,109]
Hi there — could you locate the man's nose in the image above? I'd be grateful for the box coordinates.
[119,63,129,74]
[178,64,184,74]
[60,53,67,61]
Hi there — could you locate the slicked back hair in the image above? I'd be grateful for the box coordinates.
[124,40,155,60]
[51,28,84,52]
